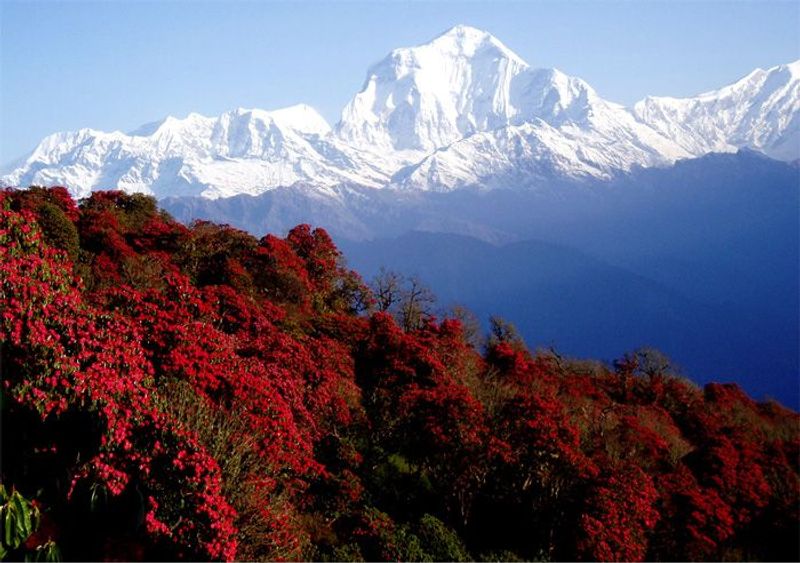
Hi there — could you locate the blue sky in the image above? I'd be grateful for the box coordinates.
[2,0,798,163]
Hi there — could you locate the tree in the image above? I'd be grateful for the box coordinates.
[635,347,677,378]
[446,304,484,349]
[488,316,524,350]
[36,202,80,259]
[370,269,437,331]
[371,267,404,313]
[577,465,660,561]
[398,275,436,331]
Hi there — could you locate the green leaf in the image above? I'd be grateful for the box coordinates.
[12,493,32,539]
[4,503,17,547]
[30,507,40,537]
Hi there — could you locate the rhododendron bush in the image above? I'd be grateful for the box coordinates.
[1,187,797,561]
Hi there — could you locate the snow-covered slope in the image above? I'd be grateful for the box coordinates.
[336,25,534,153]
[3,105,390,199]
[634,61,800,161]
[3,25,798,199]
[385,65,693,191]
[392,113,688,192]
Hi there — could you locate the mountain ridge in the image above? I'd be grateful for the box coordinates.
[3,25,798,198]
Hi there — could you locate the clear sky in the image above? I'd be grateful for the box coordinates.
[2,0,798,163]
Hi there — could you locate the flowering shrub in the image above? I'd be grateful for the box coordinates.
[0,202,235,560]
[577,466,660,561]
[1,187,798,561]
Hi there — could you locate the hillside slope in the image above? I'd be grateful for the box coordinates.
[1,187,797,562]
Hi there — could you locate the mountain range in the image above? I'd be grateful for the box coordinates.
[3,25,798,198]
[2,25,798,405]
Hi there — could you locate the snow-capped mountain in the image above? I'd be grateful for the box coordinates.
[3,25,799,199]
[338,25,690,191]
[336,25,535,154]
[634,61,800,161]
[2,104,391,199]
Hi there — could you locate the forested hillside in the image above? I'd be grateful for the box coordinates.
[1,187,797,561]
[162,150,800,407]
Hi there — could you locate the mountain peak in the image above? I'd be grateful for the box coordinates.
[775,59,800,79]
[633,58,799,160]
[419,24,527,66]
[229,104,330,135]
[335,25,535,152]
[432,24,508,46]
[437,23,488,38]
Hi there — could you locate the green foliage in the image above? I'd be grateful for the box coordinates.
[0,485,38,554]
[415,514,471,562]
[0,485,60,562]
[329,542,365,562]
[365,453,435,521]
[36,203,79,260]
[478,549,529,562]
[350,507,429,561]
[177,221,258,287]
[119,193,158,227]
[24,540,60,563]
